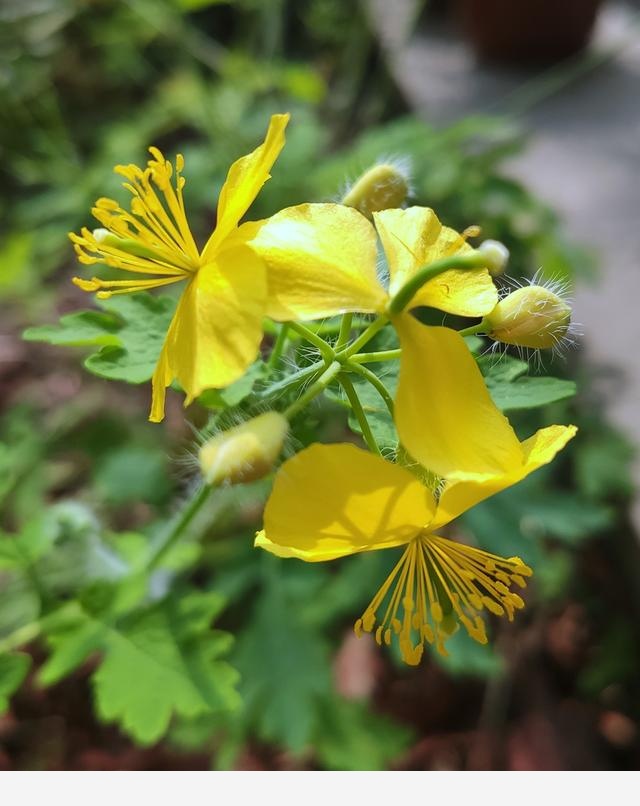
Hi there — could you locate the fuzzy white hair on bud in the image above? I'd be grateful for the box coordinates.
[340,156,413,219]
[198,412,289,487]
[484,271,581,364]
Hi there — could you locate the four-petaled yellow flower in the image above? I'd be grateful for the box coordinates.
[70,114,289,422]
[256,323,576,664]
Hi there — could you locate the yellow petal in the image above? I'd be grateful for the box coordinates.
[374,207,498,316]
[251,203,387,321]
[258,443,436,562]
[201,113,289,259]
[394,314,523,478]
[432,424,577,528]
[149,244,266,422]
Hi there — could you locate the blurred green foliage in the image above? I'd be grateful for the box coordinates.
[0,0,636,771]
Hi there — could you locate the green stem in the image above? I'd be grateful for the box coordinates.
[341,316,388,358]
[339,374,381,455]
[146,484,212,571]
[314,317,370,336]
[257,360,325,402]
[288,321,335,363]
[267,323,290,370]
[346,361,394,417]
[283,360,341,420]
[350,349,401,364]
[459,321,487,338]
[388,252,488,315]
[335,313,353,350]
[260,361,327,400]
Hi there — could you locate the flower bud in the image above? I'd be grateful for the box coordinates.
[342,162,409,219]
[198,412,289,486]
[484,285,571,349]
[478,239,509,277]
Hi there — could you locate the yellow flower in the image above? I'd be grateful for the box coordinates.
[256,412,575,663]
[256,316,576,663]
[70,114,289,422]
[250,203,498,322]
[251,202,576,484]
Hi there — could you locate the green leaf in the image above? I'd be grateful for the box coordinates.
[579,622,638,696]
[519,493,614,544]
[314,697,413,771]
[175,0,230,9]
[0,500,94,572]
[0,232,34,297]
[198,360,268,410]
[0,576,40,637]
[22,311,121,348]
[234,562,331,752]
[478,355,576,411]
[39,591,240,744]
[1,501,125,597]
[488,376,577,412]
[461,472,614,564]
[574,427,635,499]
[0,522,51,570]
[301,551,391,629]
[477,354,528,382]
[533,549,574,601]
[95,446,172,505]
[24,293,177,384]
[0,652,31,714]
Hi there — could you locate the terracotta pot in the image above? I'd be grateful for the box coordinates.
[456,0,605,65]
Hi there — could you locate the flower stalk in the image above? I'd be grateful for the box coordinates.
[387,251,489,315]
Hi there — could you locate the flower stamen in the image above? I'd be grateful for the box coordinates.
[71,148,204,299]
[355,532,532,664]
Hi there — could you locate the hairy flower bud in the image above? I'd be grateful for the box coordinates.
[199,412,289,486]
[478,239,509,277]
[342,162,409,219]
[484,285,571,349]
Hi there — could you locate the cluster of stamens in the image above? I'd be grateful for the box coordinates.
[355,531,532,665]
[69,148,202,298]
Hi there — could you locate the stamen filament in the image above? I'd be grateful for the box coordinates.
[354,531,531,665]
[72,147,208,300]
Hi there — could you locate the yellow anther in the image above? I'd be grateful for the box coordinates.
[482,597,505,616]
[363,610,376,632]
[509,593,525,610]
[354,534,531,665]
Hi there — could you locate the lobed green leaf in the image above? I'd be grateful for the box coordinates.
[39,591,240,745]
[24,293,176,384]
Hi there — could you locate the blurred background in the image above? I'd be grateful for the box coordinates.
[1,0,639,771]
